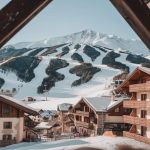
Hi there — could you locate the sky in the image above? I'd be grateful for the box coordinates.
[0,0,139,45]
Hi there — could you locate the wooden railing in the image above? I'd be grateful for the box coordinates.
[124,115,150,127]
[123,101,150,109]
[129,82,150,92]
[76,111,89,117]
[123,131,150,144]
[75,121,89,128]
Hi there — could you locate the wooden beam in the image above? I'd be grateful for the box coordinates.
[110,0,150,50]
[0,0,53,48]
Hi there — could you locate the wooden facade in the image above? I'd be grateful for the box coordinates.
[0,96,38,147]
[0,0,53,48]
[117,67,150,145]
[69,98,127,137]
[110,0,150,50]
[0,101,24,118]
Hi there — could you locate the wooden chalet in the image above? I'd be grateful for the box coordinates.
[0,95,38,147]
[116,67,150,144]
[57,103,73,133]
[70,96,130,137]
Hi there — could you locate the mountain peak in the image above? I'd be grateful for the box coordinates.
[7,29,148,55]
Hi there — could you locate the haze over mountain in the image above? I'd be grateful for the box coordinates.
[0,29,149,99]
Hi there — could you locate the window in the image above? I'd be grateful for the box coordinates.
[3,122,12,129]
[3,134,12,141]
[79,116,82,121]
[84,117,89,123]
[85,106,89,112]
[115,108,119,113]
[76,116,82,121]
[141,110,147,118]
[2,104,11,115]
[141,94,147,101]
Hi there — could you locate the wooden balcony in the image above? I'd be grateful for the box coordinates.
[123,101,150,109]
[75,121,89,128]
[129,82,150,92]
[75,111,89,117]
[124,115,139,125]
[123,100,139,108]
[123,131,150,144]
[124,115,150,127]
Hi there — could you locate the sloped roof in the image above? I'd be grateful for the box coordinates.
[34,122,52,129]
[117,66,150,90]
[84,97,111,112]
[58,103,72,112]
[83,97,123,112]
[40,110,57,118]
[0,95,38,115]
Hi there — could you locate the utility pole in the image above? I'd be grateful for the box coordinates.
[44,84,48,101]
[101,110,105,135]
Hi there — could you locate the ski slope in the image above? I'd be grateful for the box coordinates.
[0,30,149,100]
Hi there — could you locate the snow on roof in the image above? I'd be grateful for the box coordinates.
[28,96,81,111]
[117,66,150,90]
[0,95,38,115]
[35,122,52,130]
[107,99,124,111]
[138,66,150,75]
[40,110,57,118]
[84,97,111,112]
[58,103,72,111]
[84,96,123,112]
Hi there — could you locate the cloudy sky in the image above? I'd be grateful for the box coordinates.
[0,0,139,44]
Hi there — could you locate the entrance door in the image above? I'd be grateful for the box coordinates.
[141,126,147,136]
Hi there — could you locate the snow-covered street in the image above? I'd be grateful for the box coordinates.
[1,136,150,150]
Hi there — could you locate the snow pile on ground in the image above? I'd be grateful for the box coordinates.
[1,136,150,150]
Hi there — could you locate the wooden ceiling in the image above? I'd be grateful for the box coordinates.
[0,0,53,48]
[110,0,150,50]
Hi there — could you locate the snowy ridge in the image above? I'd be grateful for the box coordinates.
[9,29,149,55]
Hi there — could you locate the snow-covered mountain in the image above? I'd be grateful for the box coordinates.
[10,29,149,55]
[0,29,149,100]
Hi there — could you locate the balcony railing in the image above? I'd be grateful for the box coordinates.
[75,121,89,128]
[123,131,150,144]
[123,101,150,109]
[124,115,150,127]
[75,111,89,117]
[129,82,150,92]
